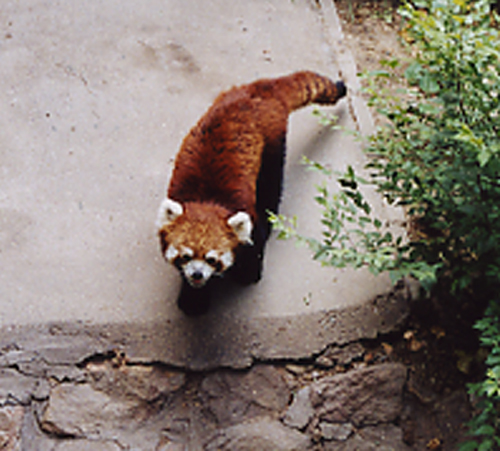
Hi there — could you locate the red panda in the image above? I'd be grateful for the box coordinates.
[157,71,347,315]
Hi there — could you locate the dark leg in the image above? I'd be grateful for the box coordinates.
[256,134,287,241]
[230,240,264,285]
[230,135,287,287]
[177,279,211,316]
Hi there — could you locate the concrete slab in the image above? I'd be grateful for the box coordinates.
[0,0,408,369]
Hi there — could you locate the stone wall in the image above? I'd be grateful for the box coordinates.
[0,345,412,450]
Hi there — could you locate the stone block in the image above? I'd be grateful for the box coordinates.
[87,360,186,401]
[323,424,411,451]
[313,363,407,427]
[282,385,314,430]
[54,440,121,451]
[0,369,37,405]
[205,417,311,451]
[200,365,289,427]
[39,383,141,438]
[319,421,353,441]
[0,405,24,451]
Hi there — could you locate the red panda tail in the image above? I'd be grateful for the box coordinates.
[268,71,347,113]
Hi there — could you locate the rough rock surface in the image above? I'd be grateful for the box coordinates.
[205,417,312,451]
[312,363,407,427]
[0,350,412,450]
[323,424,412,451]
[52,441,122,451]
[39,383,143,438]
[38,360,188,444]
[199,365,289,427]
[319,421,354,441]
[0,369,39,406]
[0,406,23,451]
[282,385,315,430]
[279,363,410,449]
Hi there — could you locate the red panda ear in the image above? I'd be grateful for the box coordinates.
[227,212,253,245]
[156,198,183,229]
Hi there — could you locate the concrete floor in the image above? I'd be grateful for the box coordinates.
[0,0,407,369]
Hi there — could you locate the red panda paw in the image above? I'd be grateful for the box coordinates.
[177,281,211,316]
[230,245,263,285]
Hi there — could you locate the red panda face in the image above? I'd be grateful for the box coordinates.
[157,198,253,288]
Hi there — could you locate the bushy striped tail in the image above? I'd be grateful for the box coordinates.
[255,70,347,113]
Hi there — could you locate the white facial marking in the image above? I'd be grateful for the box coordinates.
[227,211,253,245]
[165,244,179,262]
[220,250,234,270]
[156,198,183,229]
[205,249,234,274]
[183,259,214,288]
[180,246,194,258]
[205,249,219,262]
[165,245,194,263]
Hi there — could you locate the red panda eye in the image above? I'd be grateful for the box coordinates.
[205,256,217,266]
[179,254,192,264]
[205,256,223,272]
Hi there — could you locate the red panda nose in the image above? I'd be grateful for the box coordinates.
[192,271,204,281]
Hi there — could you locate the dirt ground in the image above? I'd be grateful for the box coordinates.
[336,0,408,75]
[333,0,488,449]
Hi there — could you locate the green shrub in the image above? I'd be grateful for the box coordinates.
[463,302,500,451]
[395,0,500,294]
[269,159,439,288]
[271,0,500,447]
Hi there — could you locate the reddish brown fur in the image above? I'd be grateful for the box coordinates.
[160,202,238,259]
[159,71,346,315]
[166,71,346,223]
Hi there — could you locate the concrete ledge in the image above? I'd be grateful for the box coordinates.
[0,281,410,371]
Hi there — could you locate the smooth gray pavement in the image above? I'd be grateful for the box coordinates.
[0,0,408,369]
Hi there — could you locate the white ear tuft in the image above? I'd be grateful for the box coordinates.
[227,212,253,245]
[156,198,183,229]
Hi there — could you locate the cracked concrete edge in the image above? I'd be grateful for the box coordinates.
[0,280,411,372]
